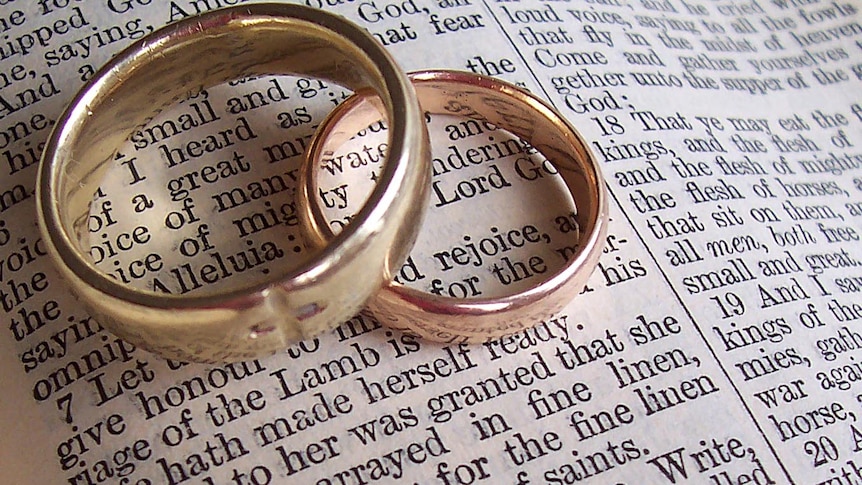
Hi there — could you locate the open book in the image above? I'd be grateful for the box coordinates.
[1,0,860,483]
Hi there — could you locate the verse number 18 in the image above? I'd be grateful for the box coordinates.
[591,115,625,136]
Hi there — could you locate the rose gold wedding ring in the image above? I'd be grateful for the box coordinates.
[36,5,429,362]
[302,70,608,342]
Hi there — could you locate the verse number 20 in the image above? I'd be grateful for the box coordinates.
[805,436,839,467]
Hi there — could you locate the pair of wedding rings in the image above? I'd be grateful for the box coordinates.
[36,4,608,362]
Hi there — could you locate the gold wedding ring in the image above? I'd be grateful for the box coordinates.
[36,5,429,362]
[303,70,608,342]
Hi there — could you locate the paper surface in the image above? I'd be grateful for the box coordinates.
[1,0,861,483]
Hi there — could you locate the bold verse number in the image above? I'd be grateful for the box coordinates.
[56,392,73,424]
[805,436,839,467]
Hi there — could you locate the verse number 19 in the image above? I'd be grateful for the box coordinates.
[710,291,745,318]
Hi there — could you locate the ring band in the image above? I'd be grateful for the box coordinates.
[36,5,430,362]
[303,70,608,342]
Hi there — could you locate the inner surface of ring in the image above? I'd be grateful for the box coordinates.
[401,79,600,241]
[308,74,602,302]
[48,11,401,300]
